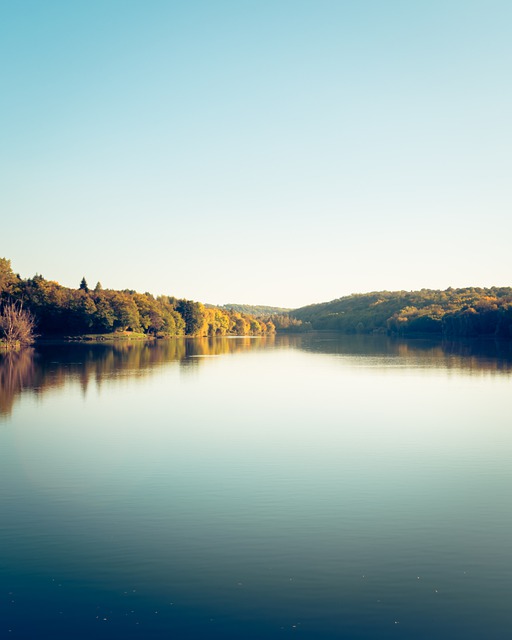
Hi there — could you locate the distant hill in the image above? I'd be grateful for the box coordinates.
[291,287,512,338]
[219,304,290,317]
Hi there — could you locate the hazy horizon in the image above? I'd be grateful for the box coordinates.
[2,1,511,308]
[6,254,512,312]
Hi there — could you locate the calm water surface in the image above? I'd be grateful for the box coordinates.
[1,334,511,639]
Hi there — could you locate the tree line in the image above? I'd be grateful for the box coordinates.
[0,258,276,343]
[5,256,509,345]
[291,287,512,338]
[218,303,290,316]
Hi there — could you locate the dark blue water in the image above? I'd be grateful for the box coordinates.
[1,335,512,638]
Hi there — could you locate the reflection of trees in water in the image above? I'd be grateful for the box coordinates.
[1,334,510,418]
[179,336,269,373]
[0,336,276,417]
[0,349,36,416]
[437,339,512,375]
[287,333,512,374]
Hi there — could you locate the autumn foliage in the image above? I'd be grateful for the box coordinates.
[0,258,277,340]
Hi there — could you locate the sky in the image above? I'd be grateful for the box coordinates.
[1,0,511,309]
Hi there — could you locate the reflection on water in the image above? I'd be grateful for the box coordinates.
[1,334,511,418]
[0,348,36,417]
[1,333,512,639]
[0,336,274,417]
[296,333,512,373]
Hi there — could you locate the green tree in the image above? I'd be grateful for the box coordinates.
[68,290,97,333]
[156,296,186,336]
[133,293,165,335]
[0,258,17,297]
[108,292,142,332]
[92,292,115,332]
[175,299,205,335]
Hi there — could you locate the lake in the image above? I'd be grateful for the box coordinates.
[1,334,512,639]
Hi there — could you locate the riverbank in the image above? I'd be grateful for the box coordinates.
[63,330,154,342]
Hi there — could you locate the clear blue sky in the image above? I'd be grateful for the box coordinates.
[1,0,511,308]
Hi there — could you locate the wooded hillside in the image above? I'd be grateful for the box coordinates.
[291,288,512,338]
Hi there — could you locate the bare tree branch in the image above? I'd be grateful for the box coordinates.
[0,301,36,346]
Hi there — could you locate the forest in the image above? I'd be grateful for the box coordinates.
[291,287,512,338]
[218,303,290,316]
[2,257,512,347]
[0,258,276,345]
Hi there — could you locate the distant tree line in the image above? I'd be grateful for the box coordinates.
[291,288,512,338]
[219,303,290,316]
[6,256,508,343]
[0,258,276,341]
[270,314,312,333]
